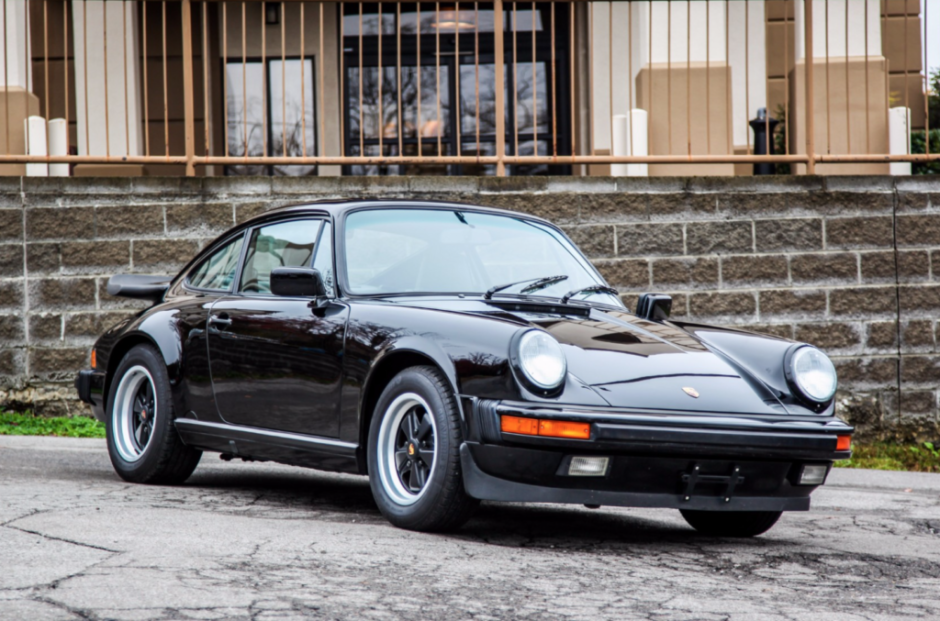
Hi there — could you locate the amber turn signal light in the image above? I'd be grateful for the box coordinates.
[836,435,851,451]
[500,415,540,435]
[90,348,97,369]
[538,419,591,439]
[501,415,590,440]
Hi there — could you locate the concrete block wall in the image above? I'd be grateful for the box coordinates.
[0,175,937,441]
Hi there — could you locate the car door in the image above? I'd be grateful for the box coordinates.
[207,218,348,438]
[175,232,247,422]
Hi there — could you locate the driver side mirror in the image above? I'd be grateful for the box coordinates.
[271,267,327,298]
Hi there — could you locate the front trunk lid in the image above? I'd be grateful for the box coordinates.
[389,298,788,415]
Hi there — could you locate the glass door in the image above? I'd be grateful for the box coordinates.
[342,2,569,176]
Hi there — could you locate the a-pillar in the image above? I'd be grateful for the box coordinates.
[0,0,40,176]
[71,0,143,176]
[791,0,888,175]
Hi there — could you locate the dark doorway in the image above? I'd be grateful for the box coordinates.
[342,3,571,176]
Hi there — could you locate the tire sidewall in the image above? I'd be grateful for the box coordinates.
[367,368,459,525]
[106,344,175,481]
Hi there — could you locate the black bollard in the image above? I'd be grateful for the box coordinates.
[749,108,780,175]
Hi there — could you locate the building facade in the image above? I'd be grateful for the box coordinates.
[0,0,934,177]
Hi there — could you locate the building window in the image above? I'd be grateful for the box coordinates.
[224,58,317,176]
[342,2,569,176]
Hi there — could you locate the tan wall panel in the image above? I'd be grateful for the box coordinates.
[636,62,734,157]
[766,20,795,79]
[766,0,795,22]
[0,87,40,156]
[648,162,736,176]
[882,16,923,74]
[636,62,734,177]
[881,0,921,17]
[788,57,889,175]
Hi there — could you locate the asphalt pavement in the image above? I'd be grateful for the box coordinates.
[1,435,938,621]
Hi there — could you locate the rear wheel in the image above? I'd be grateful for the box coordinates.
[106,344,201,484]
[680,509,782,537]
[367,366,478,532]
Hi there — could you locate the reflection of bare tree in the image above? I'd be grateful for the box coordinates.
[349,65,450,142]
[226,91,266,175]
[225,61,317,177]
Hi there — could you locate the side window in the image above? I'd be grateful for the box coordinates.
[313,222,334,295]
[240,219,321,294]
[187,235,244,291]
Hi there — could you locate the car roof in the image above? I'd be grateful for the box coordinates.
[240,198,556,228]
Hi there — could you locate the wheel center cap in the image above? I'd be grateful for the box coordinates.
[407,443,415,457]
[141,410,147,420]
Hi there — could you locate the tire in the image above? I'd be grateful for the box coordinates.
[106,344,201,484]
[680,509,783,537]
[367,366,478,532]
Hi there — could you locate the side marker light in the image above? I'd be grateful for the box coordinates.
[836,435,851,451]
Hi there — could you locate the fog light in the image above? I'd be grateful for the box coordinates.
[799,464,828,486]
[568,456,609,477]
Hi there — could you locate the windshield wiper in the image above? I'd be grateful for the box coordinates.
[560,284,619,304]
[483,275,569,300]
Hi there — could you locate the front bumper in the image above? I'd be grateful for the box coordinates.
[460,399,853,512]
[75,370,107,421]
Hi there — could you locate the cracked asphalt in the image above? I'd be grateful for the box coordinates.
[1,436,939,621]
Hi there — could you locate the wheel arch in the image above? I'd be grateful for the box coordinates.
[103,332,178,409]
[357,347,461,474]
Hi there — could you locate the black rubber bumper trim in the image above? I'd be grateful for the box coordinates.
[593,423,837,451]
[459,443,811,512]
[75,370,104,405]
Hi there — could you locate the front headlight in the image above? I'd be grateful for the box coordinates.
[787,346,837,403]
[516,330,567,391]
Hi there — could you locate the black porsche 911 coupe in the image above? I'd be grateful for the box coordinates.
[76,200,852,536]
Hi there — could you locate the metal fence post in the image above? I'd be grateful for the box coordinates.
[181,0,196,176]
[494,0,506,176]
[804,0,815,175]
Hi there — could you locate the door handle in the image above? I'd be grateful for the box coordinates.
[209,315,232,328]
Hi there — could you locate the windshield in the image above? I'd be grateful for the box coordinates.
[344,208,622,306]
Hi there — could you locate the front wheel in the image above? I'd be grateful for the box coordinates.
[106,344,201,484]
[680,509,782,537]
[367,366,478,532]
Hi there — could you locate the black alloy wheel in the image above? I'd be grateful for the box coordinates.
[368,366,478,532]
[106,344,202,484]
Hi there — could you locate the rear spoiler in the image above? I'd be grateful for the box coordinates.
[106,274,171,302]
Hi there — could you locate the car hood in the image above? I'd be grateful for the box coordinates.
[397,298,788,415]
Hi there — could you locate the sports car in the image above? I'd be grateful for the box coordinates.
[76,200,852,536]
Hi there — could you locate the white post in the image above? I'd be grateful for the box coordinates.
[25,116,47,177]
[611,114,629,177]
[627,109,648,177]
[612,111,650,177]
[888,107,911,176]
[48,119,69,176]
